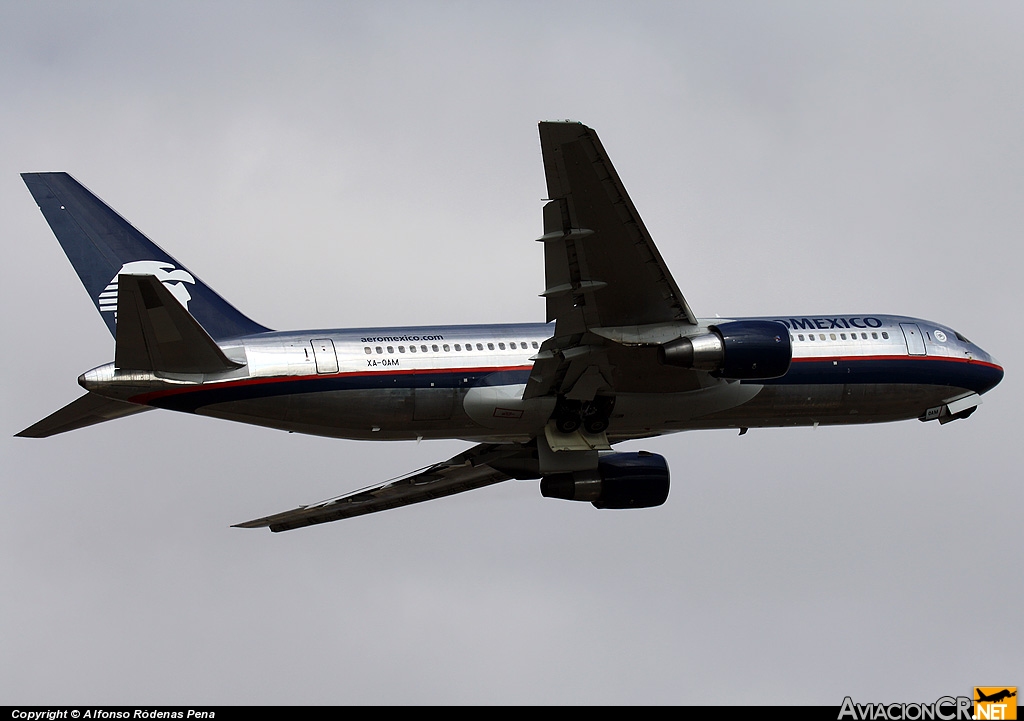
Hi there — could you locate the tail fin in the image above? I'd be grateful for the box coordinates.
[22,172,270,340]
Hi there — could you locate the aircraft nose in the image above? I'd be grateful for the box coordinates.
[972,349,1003,395]
[986,360,1004,392]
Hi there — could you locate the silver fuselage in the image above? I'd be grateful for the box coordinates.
[79,314,1003,444]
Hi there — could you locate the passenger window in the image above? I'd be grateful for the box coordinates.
[399,346,406,353]
[840,334,847,340]
[432,345,439,352]
[498,342,506,350]
[881,332,889,339]
[477,343,484,350]
[375,346,383,354]
[410,345,417,353]
[871,332,878,339]
[443,344,450,352]
[798,334,805,341]
[532,342,539,349]
[808,335,815,341]
[454,344,461,351]
[830,333,836,341]
[861,333,867,339]
[387,346,394,354]
[509,342,516,349]
[819,334,825,341]
[487,343,495,350]
[364,347,372,354]
[421,345,427,353]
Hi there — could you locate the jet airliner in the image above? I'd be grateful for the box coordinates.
[17,122,1004,531]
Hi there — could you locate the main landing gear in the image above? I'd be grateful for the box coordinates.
[553,396,615,435]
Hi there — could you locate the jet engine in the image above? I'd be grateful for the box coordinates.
[540,451,669,509]
[658,320,791,380]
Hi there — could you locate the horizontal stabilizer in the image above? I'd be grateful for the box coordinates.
[115,274,244,373]
[16,392,151,438]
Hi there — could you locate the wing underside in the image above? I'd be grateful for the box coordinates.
[234,443,528,532]
[537,121,696,333]
[525,122,700,400]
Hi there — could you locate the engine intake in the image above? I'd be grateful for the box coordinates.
[540,451,669,509]
[659,320,791,380]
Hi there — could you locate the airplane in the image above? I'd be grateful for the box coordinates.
[17,121,1004,532]
[975,689,1017,704]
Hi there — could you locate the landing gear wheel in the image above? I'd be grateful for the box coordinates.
[582,396,615,435]
[556,413,582,434]
[553,398,583,434]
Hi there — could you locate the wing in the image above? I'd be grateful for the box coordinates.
[537,121,696,332]
[526,122,700,400]
[234,443,529,532]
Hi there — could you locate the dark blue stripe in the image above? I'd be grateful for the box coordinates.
[760,357,1002,394]
[145,357,1002,414]
[145,369,533,413]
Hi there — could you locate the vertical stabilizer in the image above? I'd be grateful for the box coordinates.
[22,172,270,340]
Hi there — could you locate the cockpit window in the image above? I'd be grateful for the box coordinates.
[954,330,971,343]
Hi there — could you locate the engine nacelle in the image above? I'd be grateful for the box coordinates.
[539,451,669,509]
[659,320,791,380]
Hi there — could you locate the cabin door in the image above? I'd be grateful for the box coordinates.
[900,323,926,356]
[311,338,339,374]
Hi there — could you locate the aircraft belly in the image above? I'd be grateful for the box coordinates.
[685,382,968,429]
[463,383,557,432]
[194,389,488,441]
[607,381,763,435]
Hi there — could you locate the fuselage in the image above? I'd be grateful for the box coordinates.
[79,313,1003,444]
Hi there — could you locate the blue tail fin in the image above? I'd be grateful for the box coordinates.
[22,172,271,340]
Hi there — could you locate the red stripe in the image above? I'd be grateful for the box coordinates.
[129,363,534,404]
[128,355,1003,405]
[791,354,1002,370]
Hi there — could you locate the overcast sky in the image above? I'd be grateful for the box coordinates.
[1,1,1020,705]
